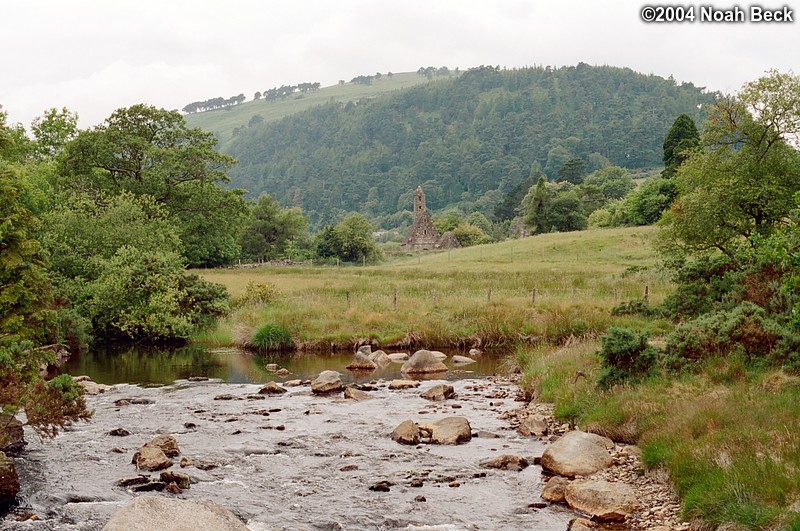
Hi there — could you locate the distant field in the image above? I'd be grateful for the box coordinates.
[185,72,450,150]
[195,226,672,349]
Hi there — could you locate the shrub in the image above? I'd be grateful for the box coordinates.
[238,282,282,306]
[597,327,658,387]
[611,299,663,318]
[664,302,789,371]
[251,324,294,352]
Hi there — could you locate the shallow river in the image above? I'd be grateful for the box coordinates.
[5,349,577,530]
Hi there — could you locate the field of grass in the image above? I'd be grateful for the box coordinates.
[195,226,672,350]
[185,72,449,150]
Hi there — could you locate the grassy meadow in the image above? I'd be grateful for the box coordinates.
[195,226,672,349]
[185,72,449,150]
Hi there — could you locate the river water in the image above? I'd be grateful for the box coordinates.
[4,347,577,531]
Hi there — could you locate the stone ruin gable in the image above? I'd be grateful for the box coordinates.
[402,186,440,251]
[435,231,461,249]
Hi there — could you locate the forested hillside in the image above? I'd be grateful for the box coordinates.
[226,64,718,227]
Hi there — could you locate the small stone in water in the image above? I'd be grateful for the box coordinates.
[369,481,393,492]
[409,478,424,487]
[340,465,358,472]
[109,428,130,437]
[276,425,286,431]
[414,495,427,502]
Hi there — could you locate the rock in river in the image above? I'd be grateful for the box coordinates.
[419,417,471,445]
[401,350,448,375]
[451,355,476,365]
[311,370,343,394]
[0,414,25,455]
[481,454,529,471]
[564,479,640,522]
[540,430,613,478]
[541,476,570,503]
[132,446,172,472]
[343,387,373,401]
[388,379,419,390]
[368,350,391,365]
[346,352,377,371]
[420,384,456,402]
[391,420,419,445]
[258,382,287,395]
[518,415,548,437]
[102,496,248,531]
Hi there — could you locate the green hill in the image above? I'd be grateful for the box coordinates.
[185,72,450,150]
[222,64,717,228]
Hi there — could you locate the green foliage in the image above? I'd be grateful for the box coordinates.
[0,164,53,344]
[452,223,491,247]
[88,246,228,341]
[58,104,248,267]
[611,299,663,318]
[617,176,679,226]
[225,65,715,228]
[315,214,382,263]
[238,282,282,305]
[659,71,800,258]
[239,193,309,261]
[662,113,700,177]
[597,327,658,387]
[557,157,587,184]
[251,324,294,352]
[433,209,464,233]
[30,107,78,159]
[583,166,635,200]
[664,303,798,371]
[465,211,493,235]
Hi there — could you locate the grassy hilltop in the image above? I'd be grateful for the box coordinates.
[185,72,446,150]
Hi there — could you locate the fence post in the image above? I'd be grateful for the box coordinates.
[392,288,397,311]
[363,256,366,267]
[346,291,350,308]
[487,288,492,304]
[531,288,536,304]
[644,285,649,302]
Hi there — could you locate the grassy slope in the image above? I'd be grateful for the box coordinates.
[185,72,446,150]
[195,226,672,348]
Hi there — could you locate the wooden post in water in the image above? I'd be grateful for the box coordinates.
[392,288,397,311]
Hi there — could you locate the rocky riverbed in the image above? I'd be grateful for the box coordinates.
[1,374,689,530]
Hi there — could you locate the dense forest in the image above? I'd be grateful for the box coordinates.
[226,64,718,227]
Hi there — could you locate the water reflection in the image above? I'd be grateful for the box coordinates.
[62,344,505,386]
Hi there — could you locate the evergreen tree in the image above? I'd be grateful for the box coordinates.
[662,113,700,177]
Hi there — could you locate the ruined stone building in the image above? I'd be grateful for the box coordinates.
[401,186,461,251]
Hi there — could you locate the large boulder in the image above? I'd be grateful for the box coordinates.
[540,431,613,478]
[420,384,456,402]
[451,355,476,365]
[0,451,19,508]
[391,420,419,445]
[430,350,447,361]
[0,415,25,455]
[564,479,640,522]
[343,387,373,401]
[102,496,248,531]
[518,415,549,437]
[132,446,172,471]
[419,417,471,445]
[401,350,448,374]
[345,352,377,371]
[146,435,180,457]
[388,379,419,390]
[356,345,372,356]
[387,353,409,362]
[368,350,391,365]
[311,370,343,394]
[541,476,570,503]
[258,381,287,395]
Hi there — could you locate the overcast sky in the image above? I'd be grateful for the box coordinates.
[2,0,797,128]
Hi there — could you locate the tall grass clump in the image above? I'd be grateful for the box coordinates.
[249,324,294,352]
